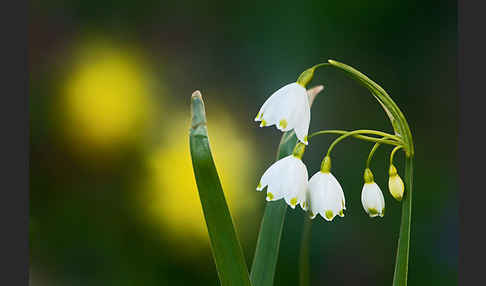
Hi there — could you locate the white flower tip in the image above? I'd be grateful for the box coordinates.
[300,201,309,211]
[266,192,275,201]
[254,112,263,122]
[276,119,288,131]
[338,209,345,217]
[309,211,317,219]
[322,210,340,221]
[256,182,263,191]
[366,207,385,218]
[299,135,309,145]
[287,197,299,209]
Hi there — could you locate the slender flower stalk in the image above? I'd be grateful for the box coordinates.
[307,129,401,146]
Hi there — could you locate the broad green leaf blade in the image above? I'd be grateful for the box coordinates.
[189,91,252,286]
[250,86,324,286]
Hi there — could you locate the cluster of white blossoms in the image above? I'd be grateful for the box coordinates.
[255,79,405,221]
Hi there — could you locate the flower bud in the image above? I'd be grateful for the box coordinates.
[388,165,404,201]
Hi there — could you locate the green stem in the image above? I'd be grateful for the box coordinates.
[299,215,312,286]
[307,129,402,146]
[326,130,402,156]
[390,145,403,165]
[365,136,398,168]
[392,156,413,286]
[327,60,414,157]
[366,142,382,168]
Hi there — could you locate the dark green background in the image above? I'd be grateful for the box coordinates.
[30,0,457,285]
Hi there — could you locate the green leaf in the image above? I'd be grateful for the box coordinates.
[250,131,298,286]
[189,91,252,286]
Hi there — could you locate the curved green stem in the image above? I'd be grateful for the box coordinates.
[366,142,382,168]
[390,145,403,165]
[327,60,414,157]
[326,130,402,156]
[308,129,402,146]
[366,136,399,168]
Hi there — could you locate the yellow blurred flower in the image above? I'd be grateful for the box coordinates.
[59,40,157,156]
[143,111,259,254]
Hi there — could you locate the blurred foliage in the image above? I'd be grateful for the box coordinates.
[29,0,457,285]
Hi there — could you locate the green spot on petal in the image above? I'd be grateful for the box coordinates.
[257,182,262,189]
[267,192,274,200]
[325,210,333,220]
[290,197,297,206]
[368,208,378,215]
[279,119,288,129]
[261,120,267,127]
[339,210,344,216]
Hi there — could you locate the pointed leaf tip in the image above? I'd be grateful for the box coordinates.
[192,90,202,99]
[190,90,207,133]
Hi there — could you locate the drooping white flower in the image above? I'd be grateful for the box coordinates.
[256,144,308,208]
[388,164,404,201]
[307,156,346,221]
[361,168,385,217]
[254,82,310,145]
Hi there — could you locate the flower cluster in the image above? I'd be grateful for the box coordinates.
[254,74,405,221]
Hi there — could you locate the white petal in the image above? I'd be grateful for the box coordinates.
[258,83,296,127]
[255,83,310,144]
[282,157,308,208]
[308,172,345,221]
[328,173,346,211]
[257,156,292,199]
[292,92,310,144]
[257,155,308,206]
[361,182,385,217]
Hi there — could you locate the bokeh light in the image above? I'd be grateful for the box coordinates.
[141,111,259,254]
[58,39,157,157]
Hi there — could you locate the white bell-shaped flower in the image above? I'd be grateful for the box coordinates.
[361,168,385,217]
[307,156,346,221]
[256,143,308,208]
[254,82,310,145]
